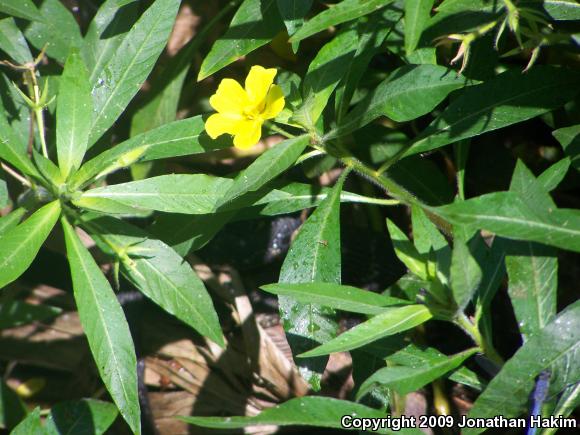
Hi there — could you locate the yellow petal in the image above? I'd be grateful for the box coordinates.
[209,78,248,114]
[205,113,243,139]
[261,84,285,119]
[245,66,277,104]
[233,119,263,149]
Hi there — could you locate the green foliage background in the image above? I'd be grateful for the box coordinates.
[0,0,579,434]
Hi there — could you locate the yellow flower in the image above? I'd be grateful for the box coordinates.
[205,66,285,149]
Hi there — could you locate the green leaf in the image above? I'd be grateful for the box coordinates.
[88,0,181,146]
[262,282,409,315]
[293,29,358,129]
[0,0,42,22]
[277,173,346,390]
[78,174,233,215]
[464,301,580,434]
[23,0,82,63]
[299,305,433,358]
[148,182,385,256]
[57,49,93,179]
[181,396,422,434]
[0,380,27,430]
[328,65,467,139]
[11,407,41,435]
[72,197,151,218]
[553,124,580,172]
[357,348,477,399]
[538,0,580,20]
[538,158,570,191]
[450,238,482,312]
[276,0,313,38]
[0,208,25,237]
[0,17,32,64]
[433,192,580,253]
[198,0,284,81]
[0,103,38,178]
[290,0,396,43]
[0,73,30,149]
[505,241,557,339]
[411,205,447,254]
[62,218,140,435]
[44,399,118,435]
[71,116,227,189]
[382,343,485,391]
[217,135,309,208]
[404,0,434,53]
[83,215,224,347]
[509,159,555,212]
[32,151,64,186]
[405,67,580,157]
[0,178,6,209]
[0,300,61,329]
[0,201,61,290]
[545,383,580,435]
[335,7,401,122]
[387,219,430,280]
[84,0,141,84]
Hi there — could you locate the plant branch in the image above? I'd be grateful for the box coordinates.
[1,163,31,187]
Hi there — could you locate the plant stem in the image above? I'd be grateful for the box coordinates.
[31,77,49,158]
[1,163,31,187]
[456,313,504,365]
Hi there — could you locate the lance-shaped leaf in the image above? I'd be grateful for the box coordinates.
[464,301,580,435]
[299,305,432,358]
[505,241,557,340]
[290,0,396,43]
[433,192,580,253]
[62,218,140,434]
[84,0,141,84]
[0,17,33,64]
[23,0,82,63]
[539,0,580,20]
[0,0,42,22]
[0,201,60,290]
[149,183,383,256]
[553,124,580,172]
[198,0,284,81]
[276,0,313,39]
[380,343,485,391]
[89,0,180,146]
[11,408,41,435]
[405,67,580,157]
[538,158,571,191]
[278,173,346,390]
[357,348,477,399]
[216,135,309,208]
[71,116,227,188]
[262,282,409,315]
[450,238,482,312]
[0,208,25,237]
[57,49,93,178]
[293,29,358,129]
[82,215,224,347]
[44,399,118,435]
[0,107,38,178]
[78,174,233,214]
[328,65,466,139]
[404,0,434,53]
[181,396,422,434]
